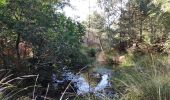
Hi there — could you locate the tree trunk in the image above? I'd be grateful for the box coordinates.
[0,38,7,73]
[16,32,21,71]
[99,36,104,52]
[140,19,143,42]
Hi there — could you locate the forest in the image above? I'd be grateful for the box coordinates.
[0,0,170,100]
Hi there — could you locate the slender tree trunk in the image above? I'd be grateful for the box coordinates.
[99,36,104,52]
[140,19,143,42]
[16,32,21,71]
[16,33,20,60]
[0,39,7,72]
[128,1,132,37]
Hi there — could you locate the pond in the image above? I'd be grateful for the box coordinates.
[52,65,115,98]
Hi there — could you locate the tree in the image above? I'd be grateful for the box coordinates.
[96,0,170,53]
[118,0,170,52]
[83,11,106,51]
[0,0,88,75]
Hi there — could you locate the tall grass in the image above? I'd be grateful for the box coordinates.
[1,54,169,100]
[0,70,38,100]
[113,54,170,100]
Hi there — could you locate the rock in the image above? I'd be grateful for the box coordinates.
[119,55,125,63]
[90,72,101,79]
[96,51,107,64]
[112,55,125,64]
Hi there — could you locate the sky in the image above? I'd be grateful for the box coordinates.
[61,0,128,22]
[62,0,100,21]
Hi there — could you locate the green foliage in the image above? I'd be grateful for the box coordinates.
[0,1,89,99]
[87,11,106,30]
[87,48,97,57]
[0,0,170,99]
[119,54,134,67]
[96,0,170,53]
[0,0,88,72]
[0,0,6,6]
[45,15,88,70]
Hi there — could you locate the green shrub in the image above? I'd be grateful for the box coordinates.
[119,54,134,68]
[87,48,97,57]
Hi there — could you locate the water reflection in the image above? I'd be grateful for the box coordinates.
[52,72,111,95]
[94,74,109,91]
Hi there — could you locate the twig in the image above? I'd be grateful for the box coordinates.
[44,83,50,100]
[33,74,39,99]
